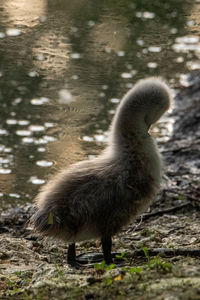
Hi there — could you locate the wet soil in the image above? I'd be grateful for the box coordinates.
[0,72,200,299]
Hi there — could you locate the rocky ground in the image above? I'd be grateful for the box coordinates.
[0,72,200,299]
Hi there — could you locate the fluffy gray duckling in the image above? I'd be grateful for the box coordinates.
[31,77,172,266]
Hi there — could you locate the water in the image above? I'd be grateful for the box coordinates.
[0,0,200,209]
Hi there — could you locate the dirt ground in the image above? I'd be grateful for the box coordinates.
[0,72,200,299]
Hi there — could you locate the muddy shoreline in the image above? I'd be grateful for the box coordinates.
[0,72,200,299]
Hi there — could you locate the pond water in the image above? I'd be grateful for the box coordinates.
[0,0,200,209]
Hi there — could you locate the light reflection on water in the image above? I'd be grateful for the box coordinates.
[0,0,199,209]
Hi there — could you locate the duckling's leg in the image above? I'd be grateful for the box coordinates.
[67,243,87,268]
[67,243,76,266]
[101,235,113,264]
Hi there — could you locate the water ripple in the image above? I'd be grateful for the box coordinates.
[0,168,12,174]
[36,160,53,167]
[29,176,45,185]
[16,130,31,136]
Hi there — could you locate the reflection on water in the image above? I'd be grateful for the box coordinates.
[3,0,47,27]
[0,0,199,209]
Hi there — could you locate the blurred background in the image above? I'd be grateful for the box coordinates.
[0,0,199,209]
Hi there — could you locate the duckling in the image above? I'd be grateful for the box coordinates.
[31,77,172,266]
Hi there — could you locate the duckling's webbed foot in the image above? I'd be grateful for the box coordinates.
[101,235,113,264]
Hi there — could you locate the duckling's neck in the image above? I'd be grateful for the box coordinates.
[106,116,162,184]
[109,113,149,148]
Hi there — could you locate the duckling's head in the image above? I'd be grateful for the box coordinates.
[110,77,172,143]
[139,78,172,128]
